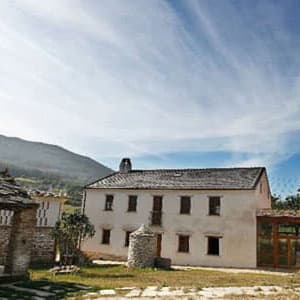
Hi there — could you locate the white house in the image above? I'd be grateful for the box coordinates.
[82,158,271,268]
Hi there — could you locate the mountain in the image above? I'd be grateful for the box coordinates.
[0,134,113,184]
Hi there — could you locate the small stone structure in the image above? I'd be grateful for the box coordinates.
[127,224,156,268]
[0,190,67,267]
[0,170,38,281]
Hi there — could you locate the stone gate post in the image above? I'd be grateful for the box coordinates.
[4,205,38,275]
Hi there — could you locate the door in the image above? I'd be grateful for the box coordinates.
[278,238,288,267]
[278,238,300,268]
[156,234,162,257]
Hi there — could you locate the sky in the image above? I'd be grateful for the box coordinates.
[0,0,300,196]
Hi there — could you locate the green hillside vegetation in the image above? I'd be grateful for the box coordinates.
[0,134,113,206]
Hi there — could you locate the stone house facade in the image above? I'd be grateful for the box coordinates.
[82,158,271,268]
[0,191,66,266]
[0,172,38,280]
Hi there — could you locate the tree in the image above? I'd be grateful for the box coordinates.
[271,194,285,209]
[284,194,300,210]
[271,193,300,210]
[52,211,95,265]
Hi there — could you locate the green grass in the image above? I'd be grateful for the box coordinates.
[16,177,39,183]
[30,264,300,290]
[0,265,298,299]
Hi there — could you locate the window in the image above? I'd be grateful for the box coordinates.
[209,196,220,215]
[105,195,114,211]
[178,235,190,253]
[151,196,163,226]
[153,196,163,211]
[207,236,220,255]
[102,229,111,244]
[180,196,191,214]
[128,195,137,212]
[124,231,132,247]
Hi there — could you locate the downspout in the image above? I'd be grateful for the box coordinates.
[78,188,87,252]
[81,188,87,215]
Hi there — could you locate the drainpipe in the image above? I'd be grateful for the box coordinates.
[81,188,87,215]
[78,188,87,252]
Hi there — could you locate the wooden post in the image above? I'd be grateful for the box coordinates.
[273,222,278,268]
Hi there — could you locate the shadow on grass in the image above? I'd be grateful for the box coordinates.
[0,280,93,300]
[88,263,125,269]
[78,271,135,279]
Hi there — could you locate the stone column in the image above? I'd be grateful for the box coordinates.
[4,205,38,274]
[127,224,156,268]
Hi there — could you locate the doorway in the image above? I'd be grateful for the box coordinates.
[257,219,300,269]
[156,234,162,257]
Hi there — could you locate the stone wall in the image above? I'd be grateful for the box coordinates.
[0,226,55,267]
[5,206,37,274]
[31,227,55,266]
[0,226,11,265]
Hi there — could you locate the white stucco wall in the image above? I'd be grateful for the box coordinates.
[255,171,271,209]
[82,187,270,268]
[0,197,63,227]
[35,197,63,227]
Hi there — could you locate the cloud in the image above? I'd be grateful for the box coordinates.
[0,0,299,169]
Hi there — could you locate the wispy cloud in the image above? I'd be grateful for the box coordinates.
[0,0,299,170]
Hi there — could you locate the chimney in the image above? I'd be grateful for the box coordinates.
[119,158,132,173]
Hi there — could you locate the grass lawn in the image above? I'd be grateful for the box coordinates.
[30,264,300,290]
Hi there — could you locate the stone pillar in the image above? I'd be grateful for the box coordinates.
[127,224,156,268]
[4,205,38,274]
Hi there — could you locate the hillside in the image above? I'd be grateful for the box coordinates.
[0,135,113,201]
[0,134,113,182]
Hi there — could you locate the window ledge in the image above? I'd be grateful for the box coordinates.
[177,251,191,254]
[206,254,221,257]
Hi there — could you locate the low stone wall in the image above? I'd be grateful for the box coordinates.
[31,227,55,266]
[0,226,55,267]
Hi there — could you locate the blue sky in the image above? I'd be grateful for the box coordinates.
[0,0,299,196]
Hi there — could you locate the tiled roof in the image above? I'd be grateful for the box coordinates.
[257,209,300,218]
[0,176,33,207]
[87,167,265,190]
[29,189,68,198]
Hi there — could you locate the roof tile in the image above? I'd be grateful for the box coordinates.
[87,167,265,190]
